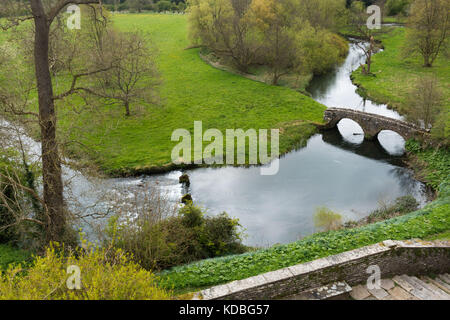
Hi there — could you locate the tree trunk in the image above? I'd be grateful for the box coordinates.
[31,0,65,243]
[366,55,371,74]
[424,55,432,67]
[125,101,131,116]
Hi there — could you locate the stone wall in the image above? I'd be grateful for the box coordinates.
[199,240,450,300]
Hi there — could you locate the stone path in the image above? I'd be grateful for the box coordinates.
[350,274,450,300]
[284,274,450,300]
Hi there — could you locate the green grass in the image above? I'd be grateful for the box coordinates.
[351,27,450,115]
[0,244,32,270]
[425,231,450,241]
[159,187,450,293]
[50,13,326,175]
[405,140,450,191]
[383,16,407,24]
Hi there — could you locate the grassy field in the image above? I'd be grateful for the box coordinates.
[50,13,326,176]
[351,27,450,115]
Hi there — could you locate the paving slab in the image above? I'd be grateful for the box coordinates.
[412,277,450,300]
[393,275,415,292]
[349,285,371,300]
[400,275,437,300]
[424,276,450,294]
[380,279,395,291]
[438,274,450,285]
[388,286,417,300]
[367,287,389,300]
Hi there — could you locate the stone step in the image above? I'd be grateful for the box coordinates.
[349,285,371,300]
[410,276,450,300]
[392,275,436,300]
[286,281,352,300]
[387,286,418,300]
[438,274,450,285]
[406,276,444,300]
[421,276,450,295]
[367,287,389,300]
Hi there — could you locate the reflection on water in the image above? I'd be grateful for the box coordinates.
[185,134,426,246]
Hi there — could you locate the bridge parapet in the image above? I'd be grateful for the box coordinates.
[323,107,429,141]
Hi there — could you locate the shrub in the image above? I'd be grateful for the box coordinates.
[0,244,32,270]
[344,195,419,227]
[313,206,342,231]
[0,242,171,300]
[103,190,246,271]
[386,0,410,16]
[157,1,172,12]
[0,148,43,247]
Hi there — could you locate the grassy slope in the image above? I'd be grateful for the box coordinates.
[351,27,450,115]
[161,190,449,293]
[57,14,325,175]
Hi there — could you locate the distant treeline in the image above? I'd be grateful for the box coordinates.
[101,0,186,13]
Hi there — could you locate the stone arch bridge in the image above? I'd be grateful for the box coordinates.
[322,108,429,141]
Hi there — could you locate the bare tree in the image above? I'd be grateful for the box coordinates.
[250,0,297,85]
[0,1,158,243]
[94,31,160,116]
[406,76,443,130]
[403,0,449,67]
[188,0,261,72]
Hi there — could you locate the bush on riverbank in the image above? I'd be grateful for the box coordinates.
[159,184,450,293]
[189,0,348,84]
[104,202,246,271]
[0,243,171,300]
[343,195,419,228]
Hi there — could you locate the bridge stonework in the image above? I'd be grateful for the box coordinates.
[323,108,429,141]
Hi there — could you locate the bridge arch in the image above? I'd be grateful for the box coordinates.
[377,130,406,156]
[323,108,427,142]
[335,118,364,144]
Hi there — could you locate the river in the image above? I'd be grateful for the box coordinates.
[0,39,429,247]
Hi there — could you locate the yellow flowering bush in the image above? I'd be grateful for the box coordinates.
[0,243,171,300]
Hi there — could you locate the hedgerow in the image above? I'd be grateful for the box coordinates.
[159,183,450,292]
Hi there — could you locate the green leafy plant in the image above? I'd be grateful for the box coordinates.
[0,242,171,300]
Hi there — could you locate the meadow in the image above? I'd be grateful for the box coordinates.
[351,27,450,115]
[54,13,326,176]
